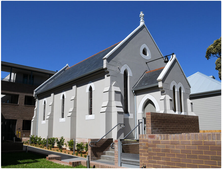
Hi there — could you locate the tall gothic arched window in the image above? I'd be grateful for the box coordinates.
[173,86,176,112]
[89,86,92,115]
[61,94,65,118]
[179,87,183,113]
[43,101,46,120]
[124,70,128,113]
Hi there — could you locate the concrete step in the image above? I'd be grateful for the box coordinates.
[121,158,139,166]
[93,159,114,165]
[121,153,139,166]
[104,150,114,156]
[100,154,114,162]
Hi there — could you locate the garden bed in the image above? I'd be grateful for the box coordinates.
[25,144,88,158]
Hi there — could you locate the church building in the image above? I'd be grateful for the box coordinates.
[31,12,195,144]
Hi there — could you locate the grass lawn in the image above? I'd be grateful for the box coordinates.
[1,152,86,168]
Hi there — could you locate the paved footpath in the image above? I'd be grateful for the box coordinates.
[23,145,86,163]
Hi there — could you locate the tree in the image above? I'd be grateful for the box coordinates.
[205,37,221,80]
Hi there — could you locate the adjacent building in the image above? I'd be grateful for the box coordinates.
[188,72,221,132]
[1,61,55,141]
[31,12,195,144]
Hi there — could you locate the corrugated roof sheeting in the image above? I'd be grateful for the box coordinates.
[187,72,221,94]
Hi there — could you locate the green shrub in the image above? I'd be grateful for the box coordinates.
[56,136,65,149]
[48,137,56,148]
[30,135,38,145]
[67,140,74,151]
[37,136,42,145]
[75,152,78,156]
[41,138,47,147]
[76,142,84,153]
[84,155,87,158]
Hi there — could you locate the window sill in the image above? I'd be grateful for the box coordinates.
[85,114,95,120]
[59,118,66,122]
[41,121,46,124]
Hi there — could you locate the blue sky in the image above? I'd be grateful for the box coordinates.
[1,1,221,81]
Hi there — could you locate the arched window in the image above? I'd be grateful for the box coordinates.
[173,86,176,112]
[61,94,65,118]
[43,101,46,121]
[89,86,92,115]
[124,70,128,113]
[179,87,183,113]
[43,101,46,120]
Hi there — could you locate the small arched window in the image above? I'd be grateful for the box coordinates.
[142,48,147,55]
[124,70,128,114]
[61,94,65,118]
[43,101,46,121]
[179,87,183,113]
[89,86,92,115]
[173,86,176,112]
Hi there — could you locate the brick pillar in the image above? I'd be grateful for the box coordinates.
[114,140,119,166]
[146,112,151,134]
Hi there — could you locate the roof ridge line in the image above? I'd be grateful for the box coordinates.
[67,41,121,70]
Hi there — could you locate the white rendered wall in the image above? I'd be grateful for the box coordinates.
[76,78,106,140]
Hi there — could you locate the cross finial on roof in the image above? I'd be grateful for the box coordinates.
[140,11,144,25]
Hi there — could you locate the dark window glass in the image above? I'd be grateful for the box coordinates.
[22,120,31,130]
[173,86,176,112]
[143,48,147,55]
[23,74,28,84]
[124,70,128,113]
[24,96,35,105]
[89,86,92,115]
[61,95,65,118]
[179,87,183,113]
[43,101,46,120]
[1,93,19,104]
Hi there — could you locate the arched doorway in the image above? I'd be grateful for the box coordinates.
[142,99,156,134]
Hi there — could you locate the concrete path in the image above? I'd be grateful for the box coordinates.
[23,145,86,162]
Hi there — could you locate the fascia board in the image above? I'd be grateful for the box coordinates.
[102,23,144,62]
[157,55,191,88]
[33,64,69,97]
[157,55,176,82]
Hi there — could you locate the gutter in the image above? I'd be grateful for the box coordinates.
[33,64,69,97]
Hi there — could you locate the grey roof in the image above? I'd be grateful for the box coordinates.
[187,72,221,94]
[35,43,119,95]
[133,68,164,91]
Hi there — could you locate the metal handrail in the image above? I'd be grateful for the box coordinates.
[89,123,125,147]
[110,121,142,149]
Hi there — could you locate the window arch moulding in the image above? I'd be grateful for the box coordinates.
[85,82,95,120]
[59,92,66,122]
[120,64,133,77]
[140,44,151,60]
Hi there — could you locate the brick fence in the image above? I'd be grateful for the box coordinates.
[139,132,221,168]
[122,140,139,154]
[146,112,199,134]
